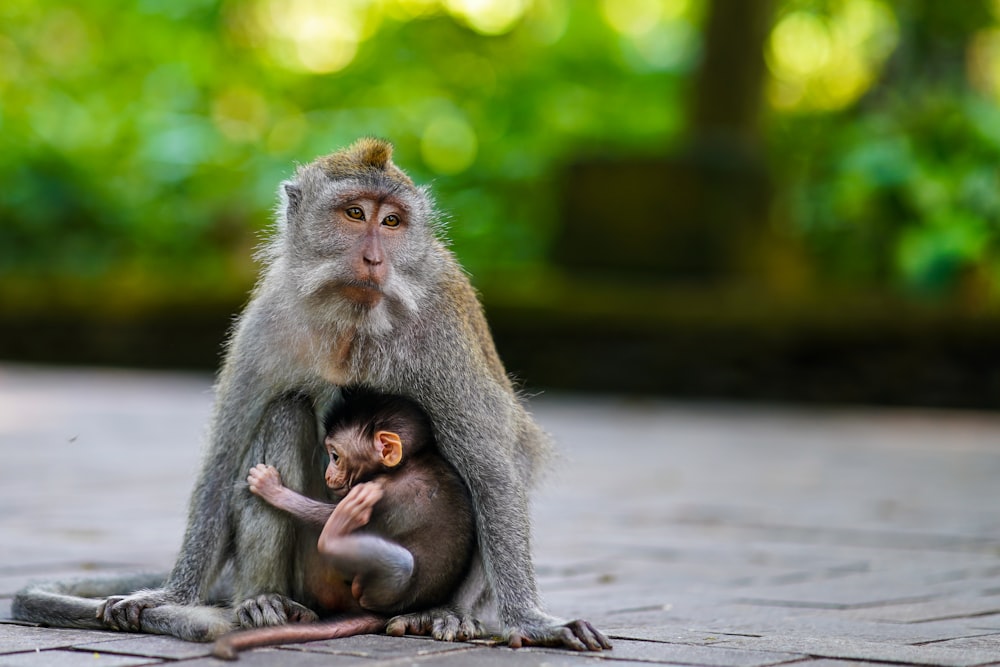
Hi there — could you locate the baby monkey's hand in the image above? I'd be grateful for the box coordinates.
[248,463,283,501]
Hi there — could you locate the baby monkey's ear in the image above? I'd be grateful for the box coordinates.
[375,431,403,468]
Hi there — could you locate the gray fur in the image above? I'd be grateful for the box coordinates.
[12,139,607,650]
[12,575,233,642]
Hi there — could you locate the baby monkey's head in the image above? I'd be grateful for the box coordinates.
[322,388,434,495]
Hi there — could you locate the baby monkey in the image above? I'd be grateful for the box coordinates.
[212,390,475,660]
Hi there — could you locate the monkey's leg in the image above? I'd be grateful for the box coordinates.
[231,393,321,629]
[14,575,234,642]
[390,382,610,650]
[314,483,413,613]
[321,534,414,613]
[13,574,165,630]
[386,554,489,642]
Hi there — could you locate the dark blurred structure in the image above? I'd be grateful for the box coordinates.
[556,0,773,282]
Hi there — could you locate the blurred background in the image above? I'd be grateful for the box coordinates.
[3,0,1000,407]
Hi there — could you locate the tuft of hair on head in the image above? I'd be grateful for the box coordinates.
[324,387,434,458]
[315,137,414,187]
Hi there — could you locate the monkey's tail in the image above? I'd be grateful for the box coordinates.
[212,613,387,660]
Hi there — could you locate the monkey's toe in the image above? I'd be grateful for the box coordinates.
[388,607,482,642]
[507,615,612,652]
[235,594,287,628]
[285,599,320,624]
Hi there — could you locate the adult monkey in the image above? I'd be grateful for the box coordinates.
[31,139,608,650]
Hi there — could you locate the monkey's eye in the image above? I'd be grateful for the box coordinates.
[345,207,365,221]
[382,214,401,228]
[330,451,340,464]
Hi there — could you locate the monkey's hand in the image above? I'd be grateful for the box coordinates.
[323,482,383,537]
[386,606,485,642]
[247,463,283,502]
[505,609,611,652]
[98,588,184,632]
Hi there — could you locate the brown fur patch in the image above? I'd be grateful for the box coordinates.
[315,137,414,187]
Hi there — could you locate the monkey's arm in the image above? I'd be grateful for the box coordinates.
[248,463,335,528]
[102,332,302,631]
[316,482,416,613]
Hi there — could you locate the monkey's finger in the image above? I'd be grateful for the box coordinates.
[105,598,143,632]
[355,484,381,505]
[98,598,118,628]
[386,612,431,637]
[237,598,266,628]
[515,626,588,652]
[104,599,131,631]
[431,612,460,641]
[553,626,589,651]
[125,602,145,631]
[566,620,612,651]
[452,615,484,641]
[385,617,406,636]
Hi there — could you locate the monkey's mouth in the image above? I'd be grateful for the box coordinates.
[336,279,383,306]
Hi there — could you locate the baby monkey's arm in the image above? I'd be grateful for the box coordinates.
[247,464,335,529]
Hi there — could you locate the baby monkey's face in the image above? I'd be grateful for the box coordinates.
[324,426,370,496]
[323,425,404,496]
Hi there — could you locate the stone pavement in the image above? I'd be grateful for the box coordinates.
[2,364,1000,666]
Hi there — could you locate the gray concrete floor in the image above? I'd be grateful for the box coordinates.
[3,364,1000,665]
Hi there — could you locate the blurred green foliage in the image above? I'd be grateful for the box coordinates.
[4,0,1000,310]
[769,0,1000,302]
[0,0,696,306]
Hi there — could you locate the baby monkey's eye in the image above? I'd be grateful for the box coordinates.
[330,451,340,464]
[345,207,365,220]
[382,214,401,228]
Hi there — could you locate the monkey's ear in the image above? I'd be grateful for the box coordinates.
[375,431,403,468]
[283,182,302,215]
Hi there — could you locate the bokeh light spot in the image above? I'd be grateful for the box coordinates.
[444,0,530,35]
[420,113,478,174]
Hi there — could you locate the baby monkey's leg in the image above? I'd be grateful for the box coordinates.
[318,483,415,612]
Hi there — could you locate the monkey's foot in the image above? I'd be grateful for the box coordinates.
[99,588,180,632]
[386,607,484,642]
[506,610,612,652]
[234,594,318,628]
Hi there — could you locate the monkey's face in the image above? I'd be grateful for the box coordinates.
[324,195,408,308]
[275,147,444,331]
[324,426,379,496]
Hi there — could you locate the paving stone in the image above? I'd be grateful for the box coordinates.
[8,367,1000,667]
[0,649,160,666]
[0,625,127,653]
[536,639,805,667]
[719,635,1000,667]
[790,662,895,667]
[281,633,473,658]
[670,610,1000,645]
[921,633,1000,650]
[74,635,213,659]
[405,646,654,666]
[178,647,372,666]
[845,596,1000,624]
[735,576,974,611]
